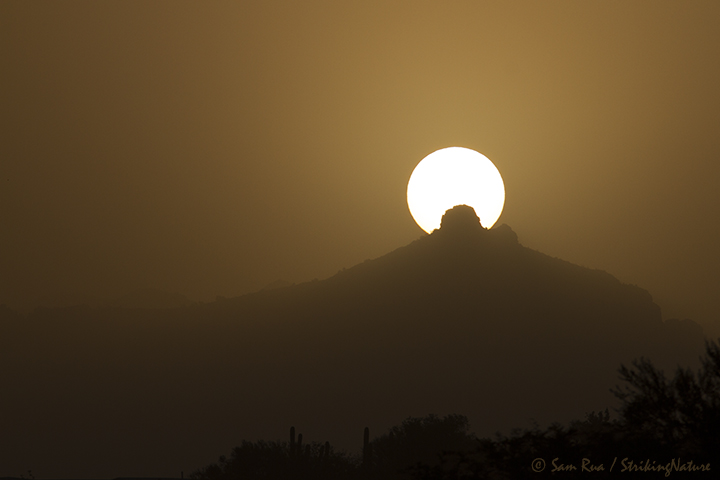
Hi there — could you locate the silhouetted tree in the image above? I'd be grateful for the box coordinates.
[611,338,720,462]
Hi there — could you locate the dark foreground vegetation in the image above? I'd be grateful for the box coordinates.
[191,340,720,479]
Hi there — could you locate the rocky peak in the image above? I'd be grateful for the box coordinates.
[438,204,486,234]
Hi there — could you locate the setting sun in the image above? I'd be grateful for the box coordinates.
[407,147,505,233]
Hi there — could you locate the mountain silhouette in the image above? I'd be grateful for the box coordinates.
[0,206,707,478]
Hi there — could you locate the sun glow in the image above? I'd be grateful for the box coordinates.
[407,147,505,233]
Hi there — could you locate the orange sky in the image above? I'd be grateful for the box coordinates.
[2,1,719,335]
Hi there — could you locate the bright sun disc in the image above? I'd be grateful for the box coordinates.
[407,147,505,233]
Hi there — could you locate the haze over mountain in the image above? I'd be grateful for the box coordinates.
[96,287,196,309]
[0,207,706,478]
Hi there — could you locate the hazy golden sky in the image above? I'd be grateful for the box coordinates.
[2,1,719,334]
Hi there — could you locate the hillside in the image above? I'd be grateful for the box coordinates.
[0,207,706,478]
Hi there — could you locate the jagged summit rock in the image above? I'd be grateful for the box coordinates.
[432,204,517,245]
[438,204,486,233]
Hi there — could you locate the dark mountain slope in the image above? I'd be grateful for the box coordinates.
[0,207,706,478]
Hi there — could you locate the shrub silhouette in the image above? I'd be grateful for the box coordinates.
[370,414,479,479]
[190,437,358,480]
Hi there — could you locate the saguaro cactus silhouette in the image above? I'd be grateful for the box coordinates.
[290,426,296,458]
[362,427,372,468]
